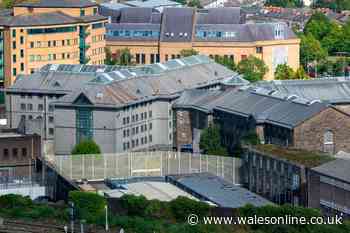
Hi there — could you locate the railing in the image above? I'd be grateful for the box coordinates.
[48,151,242,185]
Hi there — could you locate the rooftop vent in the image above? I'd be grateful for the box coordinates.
[184,32,188,37]
[308,99,321,105]
[50,64,59,71]
[96,68,105,73]
[170,32,174,37]
[179,32,183,37]
[165,32,170,37]
[286,94,298,100]
[96,92,103,99]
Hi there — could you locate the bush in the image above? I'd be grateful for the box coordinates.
[68,191,106,222]
[119,194,149,217]
[169,196,210,222]
[71,139,101,155]
[0,194,33,209]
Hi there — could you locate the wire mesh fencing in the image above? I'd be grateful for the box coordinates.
[48,151,242,184]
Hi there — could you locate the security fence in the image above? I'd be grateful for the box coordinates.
[47,152,242,184]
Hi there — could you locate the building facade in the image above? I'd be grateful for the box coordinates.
[309,158,350,218]
[0,0,107,87]
[53,56,242,155]
[104,7,300,80]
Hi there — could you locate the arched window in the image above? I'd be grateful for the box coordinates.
[323,130,334,145]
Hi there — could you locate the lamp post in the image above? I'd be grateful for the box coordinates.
[105,205,109,231]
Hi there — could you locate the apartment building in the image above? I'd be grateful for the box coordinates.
[0,0,107,87]
[103,7,300,80]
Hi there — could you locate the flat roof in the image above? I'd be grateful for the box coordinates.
[100,181,197,202]
[167,173,271,208]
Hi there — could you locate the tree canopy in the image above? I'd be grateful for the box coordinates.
[179,48,198,57]
[275,64,295,80]
[199,124,228,156]
[237,55,268,82]
[265,0,303,8]
[71,139,101,155]
[299,33,327,68]
[105,48,133,66]
[312,0,350,12]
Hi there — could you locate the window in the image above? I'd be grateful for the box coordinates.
[27,26,77,35]
[256,47,263,54]
[49,128,54,135]
[49,116,54,123]
[22,148,27,157]
[13,68,17,76]
[150,54,155,63]
[93,7,98,15]
[80,9,85,16]
[136,54,140,64]
[48,41,51,47]
[76,107,93,143]
[62,40,65,46]
[38,104,43,111]
[27,103,33,110]
[20,49,24,58]
[21,63,24,71]
[12,29,16,38]
[324,130,334,145]
[12,54,16,63]
[149,122,152,130]
[149,110,152,118]
[241,54,247,60]
[30,42,34,48]
[20,103,26,110]
[149,135,152,143]
[3,148,9,157]
[13,148,18,157]
[141,54,146,64]
[165,54,168,61]
[12,41,16,49]
[20,36,24,44]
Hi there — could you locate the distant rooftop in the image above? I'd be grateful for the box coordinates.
[254,77,350,104]
[15,0,97,8]
[168,173,271,208]
[125,0,181,8]
[249,144,335,168]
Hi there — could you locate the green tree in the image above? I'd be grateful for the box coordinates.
[321,23,345,54]
[304,12,333,41]
[105,48,133,66]
[179,48,198,57]
[199,124,228,156]
[237,55,268,82]
[275,63,295,80]
[299,33,327,69]
[214,55,236,71]
[313,0,350,11]
[265,0,303,8]
[188,0,202,8]
[294,66,309,79]
[71,139,101,155]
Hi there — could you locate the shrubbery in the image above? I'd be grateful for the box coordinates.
[71,139,101,155]
[68,191,106,223]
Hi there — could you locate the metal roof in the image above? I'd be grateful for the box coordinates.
[214,89,329,129]
[168,173,271,208]
[15,0,97,8]
[254,77,350,104]
[312,158,350,184]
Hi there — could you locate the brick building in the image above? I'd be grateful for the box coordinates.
[0,129,41,178]
[213,88,350,154]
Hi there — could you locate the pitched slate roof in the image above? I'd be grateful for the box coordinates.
[254,77,350,104]
[214,89,329,129]
[196,7,243,24]
[312,158,350,183]
[160,7,194,42]
[15,0,97,8]
[0,11,79,27]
